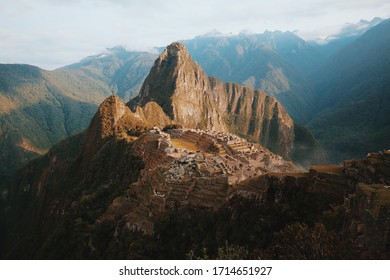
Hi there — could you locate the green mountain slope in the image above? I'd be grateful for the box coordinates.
[308,19,390,162]
[63,47,157,101]
[0,50,157,185]
[0,64,112,185]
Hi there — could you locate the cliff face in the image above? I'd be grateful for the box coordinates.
[129,42,296,159]
[130,42,226,131]
[342,151,390,257]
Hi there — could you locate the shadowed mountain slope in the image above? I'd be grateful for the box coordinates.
[308,19,390,162]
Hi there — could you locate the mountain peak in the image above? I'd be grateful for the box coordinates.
[129,42,205,121]
[87,94,126,140]
[128,42,303,158]
[167,41,186,52]
[83,95,127,158]
[160,42,190,60]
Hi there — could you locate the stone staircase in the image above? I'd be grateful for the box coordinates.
[180,131,201,144]
[167,181,195,202]
[227,142,251,154]
[188,177,228,208]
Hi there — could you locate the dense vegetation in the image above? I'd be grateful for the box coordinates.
[1,134,145,259]
[1,171,361,259]
[3,193,360,259]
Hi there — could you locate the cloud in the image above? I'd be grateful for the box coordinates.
[0,0,389,69]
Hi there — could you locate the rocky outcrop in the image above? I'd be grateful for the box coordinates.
[85,95,128,144]
[133,102,171,128]
[129,42,299,159]
[83,95,171,160]
[342,151,390,256]
[84,95,140,159]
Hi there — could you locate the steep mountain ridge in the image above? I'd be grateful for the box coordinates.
[83,95,171,161]
[129,42,322,162]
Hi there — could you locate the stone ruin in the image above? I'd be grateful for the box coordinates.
[160,128,296,184]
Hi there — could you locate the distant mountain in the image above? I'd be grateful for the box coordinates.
[63,47,157,101]
[181,31,320,123]
[0,64,111,185]
[307,19,390,162]
[311,17,384,61]
[334,17,383,39]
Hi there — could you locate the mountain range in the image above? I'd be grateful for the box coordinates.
[182,30,319,123]
[0,17,389,180]
[1,17,390,260]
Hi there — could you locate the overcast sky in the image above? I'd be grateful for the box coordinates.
[1,0,389,70]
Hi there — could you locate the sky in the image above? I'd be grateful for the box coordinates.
[1,0,389,70]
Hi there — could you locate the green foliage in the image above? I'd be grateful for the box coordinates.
[215,241,249,260]
[187,241,248,260]
[269,222,355,259]
[138,182,338,260]
[320,205,347,232]
[1,135,145,259]
[0,192,6,256]
[186,247,209,260]
[162,124,183,132]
